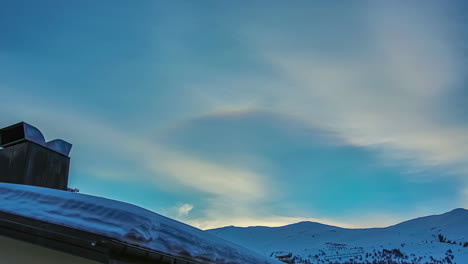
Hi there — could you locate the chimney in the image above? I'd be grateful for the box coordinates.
[0,122,72,190]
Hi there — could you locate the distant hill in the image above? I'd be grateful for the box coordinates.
[207,208,468,264]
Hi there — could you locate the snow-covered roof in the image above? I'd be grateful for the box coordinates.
[0,183,280,264]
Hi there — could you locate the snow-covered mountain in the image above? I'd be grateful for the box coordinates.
[207,209,468,264]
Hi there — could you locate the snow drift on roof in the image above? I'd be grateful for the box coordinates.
[0,183,279,264]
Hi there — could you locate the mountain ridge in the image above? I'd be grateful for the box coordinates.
[211,208,467,231]
[207,208,468,264]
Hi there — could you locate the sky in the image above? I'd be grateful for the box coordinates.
[0,0,467,230]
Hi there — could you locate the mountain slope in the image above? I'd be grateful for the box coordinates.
[208,209,468,264]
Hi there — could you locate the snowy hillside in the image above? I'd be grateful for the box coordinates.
[208,209,468,264]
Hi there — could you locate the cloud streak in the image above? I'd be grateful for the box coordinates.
[0,90,271,217]
[232,1,468,177]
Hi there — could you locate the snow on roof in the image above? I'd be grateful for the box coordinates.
[0,183,280,264]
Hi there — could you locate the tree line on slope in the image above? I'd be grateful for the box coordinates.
[438,234,468,247]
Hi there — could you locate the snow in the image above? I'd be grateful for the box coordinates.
[209,209,468,264]
[0,183,280,264]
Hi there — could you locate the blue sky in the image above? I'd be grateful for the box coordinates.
[1,0,467,229]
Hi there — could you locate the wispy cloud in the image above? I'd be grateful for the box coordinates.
[234,1,468,177]
[0,89,271,214]
[178,203,194,217]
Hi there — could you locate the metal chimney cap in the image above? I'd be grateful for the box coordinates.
[0,122,72,157]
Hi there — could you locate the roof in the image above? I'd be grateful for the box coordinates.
[0,183,280,264]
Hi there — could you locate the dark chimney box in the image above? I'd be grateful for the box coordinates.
[0,122,71,190]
